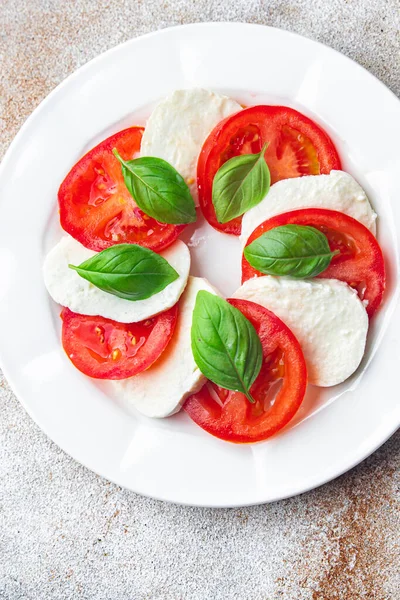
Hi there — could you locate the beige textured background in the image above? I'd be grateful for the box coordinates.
[1,1,399,599]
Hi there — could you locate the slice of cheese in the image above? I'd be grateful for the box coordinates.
[232,276,369,387]
[140,88,242,204]
[241,170,377,245]
[113,277,220,418]
[43,236,190,323]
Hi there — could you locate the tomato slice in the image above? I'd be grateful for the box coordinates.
[197,105,342,235]
[242,208,385,317]
[61,304,178,379]
[59,127,186,252]
[184,299,307,443]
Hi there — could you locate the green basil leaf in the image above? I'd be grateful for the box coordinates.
[212,142,270,224]
[244,224,339,278]
[191,291,263,404]
[69,244,179,301]
[113,149,196,224]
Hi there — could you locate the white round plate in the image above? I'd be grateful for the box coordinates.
[0,23,399,507]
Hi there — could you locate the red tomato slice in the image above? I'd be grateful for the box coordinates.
[197,105,342,235]
[59,127,185,252]
[61,304,178,379]
[184,299,307,443]
[242,208,385,317]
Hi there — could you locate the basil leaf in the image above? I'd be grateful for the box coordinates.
[113,149,196,224]
[69,244,179,301]
[212,142,270,223]
[191,291,262,404]
[244,224,339,278]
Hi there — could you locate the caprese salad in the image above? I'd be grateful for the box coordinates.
[43,88,385,444]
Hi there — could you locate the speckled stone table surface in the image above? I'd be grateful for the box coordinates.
[1,1,399,598]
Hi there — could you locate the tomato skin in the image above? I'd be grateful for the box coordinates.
[184,299,307,443]
[242,208,385,317]
[61,304,178,379]
[59,127,185,252]
[197,105,341,235]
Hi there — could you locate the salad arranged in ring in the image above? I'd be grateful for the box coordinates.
[43,88,385,443]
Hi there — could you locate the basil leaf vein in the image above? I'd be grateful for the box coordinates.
[212,142,270,223]
[113,149,196,225]
[191,291,263,403]
[69,244,179,301]
[244,224,339,278]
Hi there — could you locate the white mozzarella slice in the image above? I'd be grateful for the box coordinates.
[113,276,220,418]
[43,236,190,323]
[241,170,377,245]
[232,276,368,387]
[140,88,242,204]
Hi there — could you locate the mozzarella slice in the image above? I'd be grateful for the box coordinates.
[140,88,242,204]
[113,276,220,418]
[241,170,377,245]
[43,236,190,323]
[232,276,368,387]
